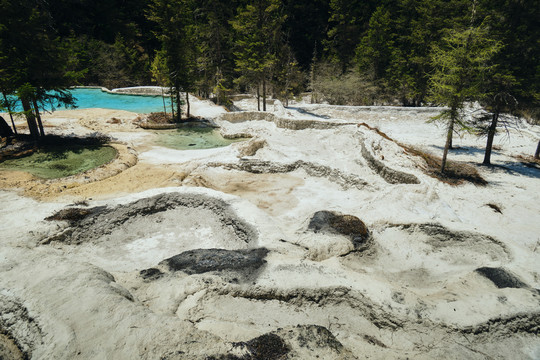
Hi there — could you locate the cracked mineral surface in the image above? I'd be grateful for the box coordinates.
[1,95,539,359]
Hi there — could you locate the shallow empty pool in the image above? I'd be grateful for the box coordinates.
[0,145,117,179]
[155,127,248,150]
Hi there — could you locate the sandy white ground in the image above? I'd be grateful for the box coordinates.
[0,96,539,359]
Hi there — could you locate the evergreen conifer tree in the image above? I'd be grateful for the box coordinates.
[231,0,286,111]
[428,21,499,172]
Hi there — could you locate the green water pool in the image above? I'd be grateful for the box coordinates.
[0,145,117,179]
[155,127,248,150]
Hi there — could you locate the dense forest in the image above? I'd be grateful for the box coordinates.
[0,0,538,133]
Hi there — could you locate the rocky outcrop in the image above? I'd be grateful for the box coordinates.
[208,159,369,190]
[308,210,371,252]
[359,133,420,184]
[219,111,355,130]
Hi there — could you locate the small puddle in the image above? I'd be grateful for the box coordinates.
[154,127,248,150]
[0,145,117,179]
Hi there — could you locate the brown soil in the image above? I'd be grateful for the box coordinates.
[0,162,188,201]
[184,169,304,215]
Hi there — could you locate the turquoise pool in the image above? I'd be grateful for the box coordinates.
[8,88,168,114]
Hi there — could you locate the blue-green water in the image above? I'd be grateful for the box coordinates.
[8,88,167,114]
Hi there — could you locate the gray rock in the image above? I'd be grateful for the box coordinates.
[475,267,528,289]
[308,211,370,251]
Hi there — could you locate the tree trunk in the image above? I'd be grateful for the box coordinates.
[170,90,175,119]
[32,98,45,137]
[2,93,17,135]
[262,77,267,112]
[175,87,181,121]
[535,139,540,159]
[483,111,499,165]
[161,87,167,114]
[256,84,260,111]
[20,97,39,140]
[185,91,190,118]
[0,116,14,138]
[441,117,455,173]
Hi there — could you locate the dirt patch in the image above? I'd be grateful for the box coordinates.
[0,333,25,360]
[162,248,269,275]
[184,169,303,215]
[209,325,353,360]
[209,333,289,360]
[398,223,506,249]
[1,162,185,201]
[475,267,528,289]
[139,267,164,281]
[236,333,289,360]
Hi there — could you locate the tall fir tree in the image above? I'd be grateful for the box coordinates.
[148,0,197,120]
[193,0,237,104]
[231,0,286,111]
[428,21,500,172]
[0,0,80,139]
[326,0,377,71]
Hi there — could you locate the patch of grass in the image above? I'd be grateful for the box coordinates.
[45,208,93,223]
[405,147,487,186]
[146,112,207,125]
[146,112,174,124]
[514,154,540,167]
[486,203,502,214]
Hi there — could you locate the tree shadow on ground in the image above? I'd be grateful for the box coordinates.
[483,162,540,179]
[287,106,331,119]
[431,144,495,156]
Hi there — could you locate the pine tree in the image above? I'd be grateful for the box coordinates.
[150,49,173,115]
[193,0,237,105]
[428,20,500,172]
[148,0,197,120]
[477,0,540,162]
[282,0,329,70]
[356,0,471,106]
[0,0,79,140]
[231,0,286,111]
[326,0,378,71]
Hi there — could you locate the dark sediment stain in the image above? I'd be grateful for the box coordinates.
[475,267,528,289]
[161,248,269,275]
